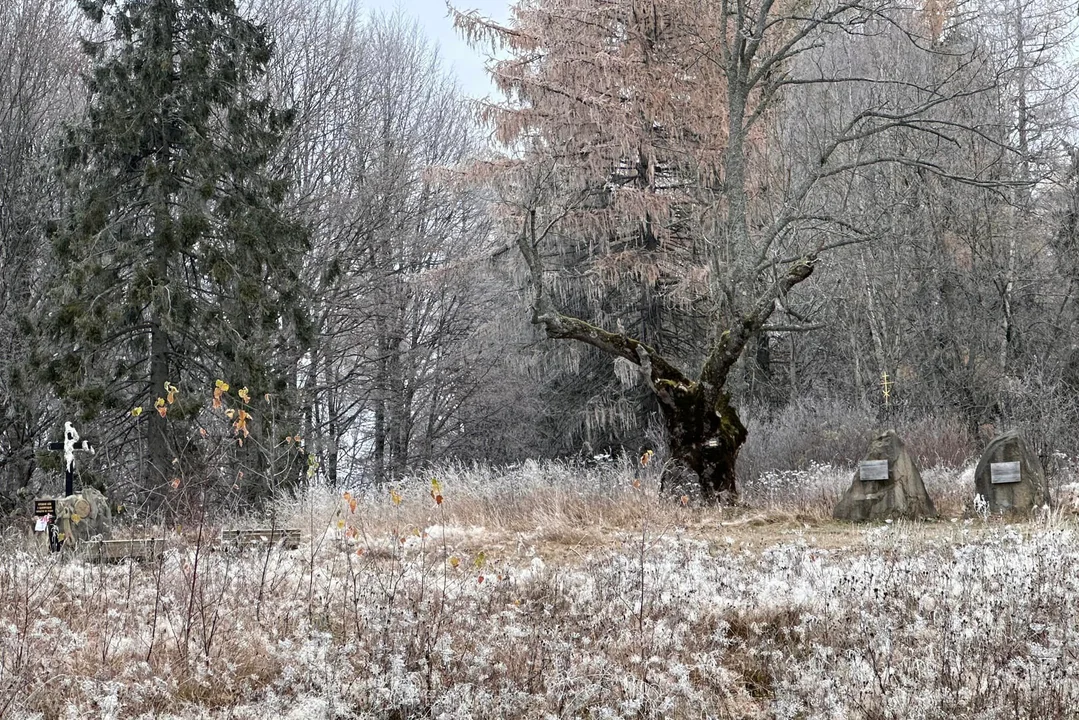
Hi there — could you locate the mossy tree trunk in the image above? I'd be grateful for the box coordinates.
[655,379,747,502]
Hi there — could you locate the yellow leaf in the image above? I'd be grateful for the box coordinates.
[390,490,402,506]
[215,379,230,392]
[474,551,486,568]
[70,514,81,524]
[238,387,251,403]
[131,407,143,417]
[449,556,460,569]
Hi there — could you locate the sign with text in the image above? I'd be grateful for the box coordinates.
[990,461,1021,484]
[859,460,889,481]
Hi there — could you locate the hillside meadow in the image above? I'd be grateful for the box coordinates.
[4,457,1079,719]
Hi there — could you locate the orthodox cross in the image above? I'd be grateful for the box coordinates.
[47,421,95,496]
[880,371,893,407]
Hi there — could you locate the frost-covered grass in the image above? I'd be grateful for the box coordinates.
[6,458,1079,719]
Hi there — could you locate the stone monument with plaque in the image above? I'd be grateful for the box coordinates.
[833,430,937,522]
[973,431,1047,516]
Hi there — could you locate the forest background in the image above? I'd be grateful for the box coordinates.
[2,0,1079,518]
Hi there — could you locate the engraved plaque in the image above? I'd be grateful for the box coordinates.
[33,499,56,517]
[859,460,889,481]
[990,461,1021,484]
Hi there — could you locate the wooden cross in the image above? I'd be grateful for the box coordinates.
[47,421,94,497]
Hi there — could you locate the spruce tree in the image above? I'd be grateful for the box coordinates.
[49,0,308,510]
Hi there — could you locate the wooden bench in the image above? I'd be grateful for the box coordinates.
[220,528,301,550]
[78,538,164,563]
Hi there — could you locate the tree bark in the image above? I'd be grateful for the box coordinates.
[652,372,747,502]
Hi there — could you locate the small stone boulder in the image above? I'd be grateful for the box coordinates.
[973,431,1047,516]
[54,487,112,544]
[834,430,937,522]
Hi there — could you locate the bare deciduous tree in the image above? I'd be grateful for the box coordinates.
[458,0,1007,500]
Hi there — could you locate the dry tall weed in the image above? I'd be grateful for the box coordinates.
[3,458,1079,718]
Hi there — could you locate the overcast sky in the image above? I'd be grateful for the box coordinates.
[361,0,512,99]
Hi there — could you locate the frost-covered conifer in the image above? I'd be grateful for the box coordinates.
[49,0,309,509]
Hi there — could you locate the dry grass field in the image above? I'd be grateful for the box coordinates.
[4,457,1079,719]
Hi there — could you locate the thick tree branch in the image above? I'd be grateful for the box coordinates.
[515,210,691,386]
[700,256,817,390]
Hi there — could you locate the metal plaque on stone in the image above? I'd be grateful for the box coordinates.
[990,461,1021,484]
[859,460,889,481]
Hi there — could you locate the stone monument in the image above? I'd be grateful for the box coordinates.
[54,487,112,544]
[834,430,937,522]
[972,431,1047,516]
